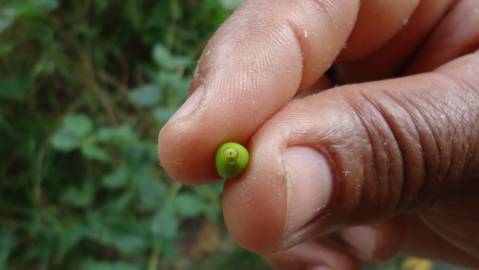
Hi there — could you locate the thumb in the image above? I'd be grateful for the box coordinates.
[222,51,479,252]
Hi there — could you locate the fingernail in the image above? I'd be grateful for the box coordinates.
[168,86,204,123]
[339,225,376,259]
[283,147,333,237]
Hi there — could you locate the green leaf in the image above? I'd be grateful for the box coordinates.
[138,176,166,211]
[152,107,175,124]
[61,182,94,208]
[0,5,16,34]
[152,44,170,64]
[28,0,59,14]
[128,83,162,108]
[102,167,129,189]
[174,193,205,218]
[103,192,133,213]
[97,125,137,145]
[41,0,59,9]
[151,204,178,239]
[220,0,243,10]
[0,0,273,268]
[0,18,13,34]
[153,44,191,70]
[51,128,81,151]
[6,0,59,18]
[191,184,223,222]
[157,72,189,98]
[123,144,154,165]
[86,214,148,255]
[56,223,87,260]
[108,232,146,255]
[81,144,109,162]
[63,114,93,137]
[51,114,93,151]
[32,55,56,76]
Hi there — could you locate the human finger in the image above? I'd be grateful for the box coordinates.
[407,0,479,73]
[158,0,422,184]
[222,51,479,251]
[332,0,456,83]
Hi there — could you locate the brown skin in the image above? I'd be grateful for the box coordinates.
[158,0,479,269]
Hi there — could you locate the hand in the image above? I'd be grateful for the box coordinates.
[158,0,479,269]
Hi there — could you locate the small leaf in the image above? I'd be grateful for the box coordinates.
[153,44,190,70]
[81,144,109,162]
[32,56,56,76]
[151,204,178,239]
[138,175,166,211]
[86,214,148,255]
[174,194,204,218]
[97,125,137,145]
[51,114,93,151]
[123,144,152,165]
[108,233,146,255]
[56,223,87,260]
[8,0,59,18]
[103,192,133,213]
[128,83,162,108]
[63,114,93,137]
[0,18,12,34]
[158,72,189,98]
[102,167,129,189]
[152,107,175,124]
[51,128,81,151]
[61,182,94,208]
[152,44,171,65]
[32,0,59,13]
[220,0,243,10]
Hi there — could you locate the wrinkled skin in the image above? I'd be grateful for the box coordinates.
[158,0,479,269]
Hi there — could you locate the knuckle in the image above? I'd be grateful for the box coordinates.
[341,80,476,212]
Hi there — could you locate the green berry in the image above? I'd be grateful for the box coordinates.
[215,142,249,179]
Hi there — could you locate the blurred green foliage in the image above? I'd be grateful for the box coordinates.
[0,1,469,270]
[0,0,267,269]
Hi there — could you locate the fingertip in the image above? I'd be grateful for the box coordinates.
[157,0,362,185]
[158,119,219,184]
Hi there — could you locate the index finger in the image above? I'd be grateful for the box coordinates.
[158,0,359,183]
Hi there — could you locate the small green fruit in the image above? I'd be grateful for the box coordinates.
[215,142,249,179]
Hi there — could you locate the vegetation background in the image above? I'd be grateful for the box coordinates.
[0,0,469,269]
